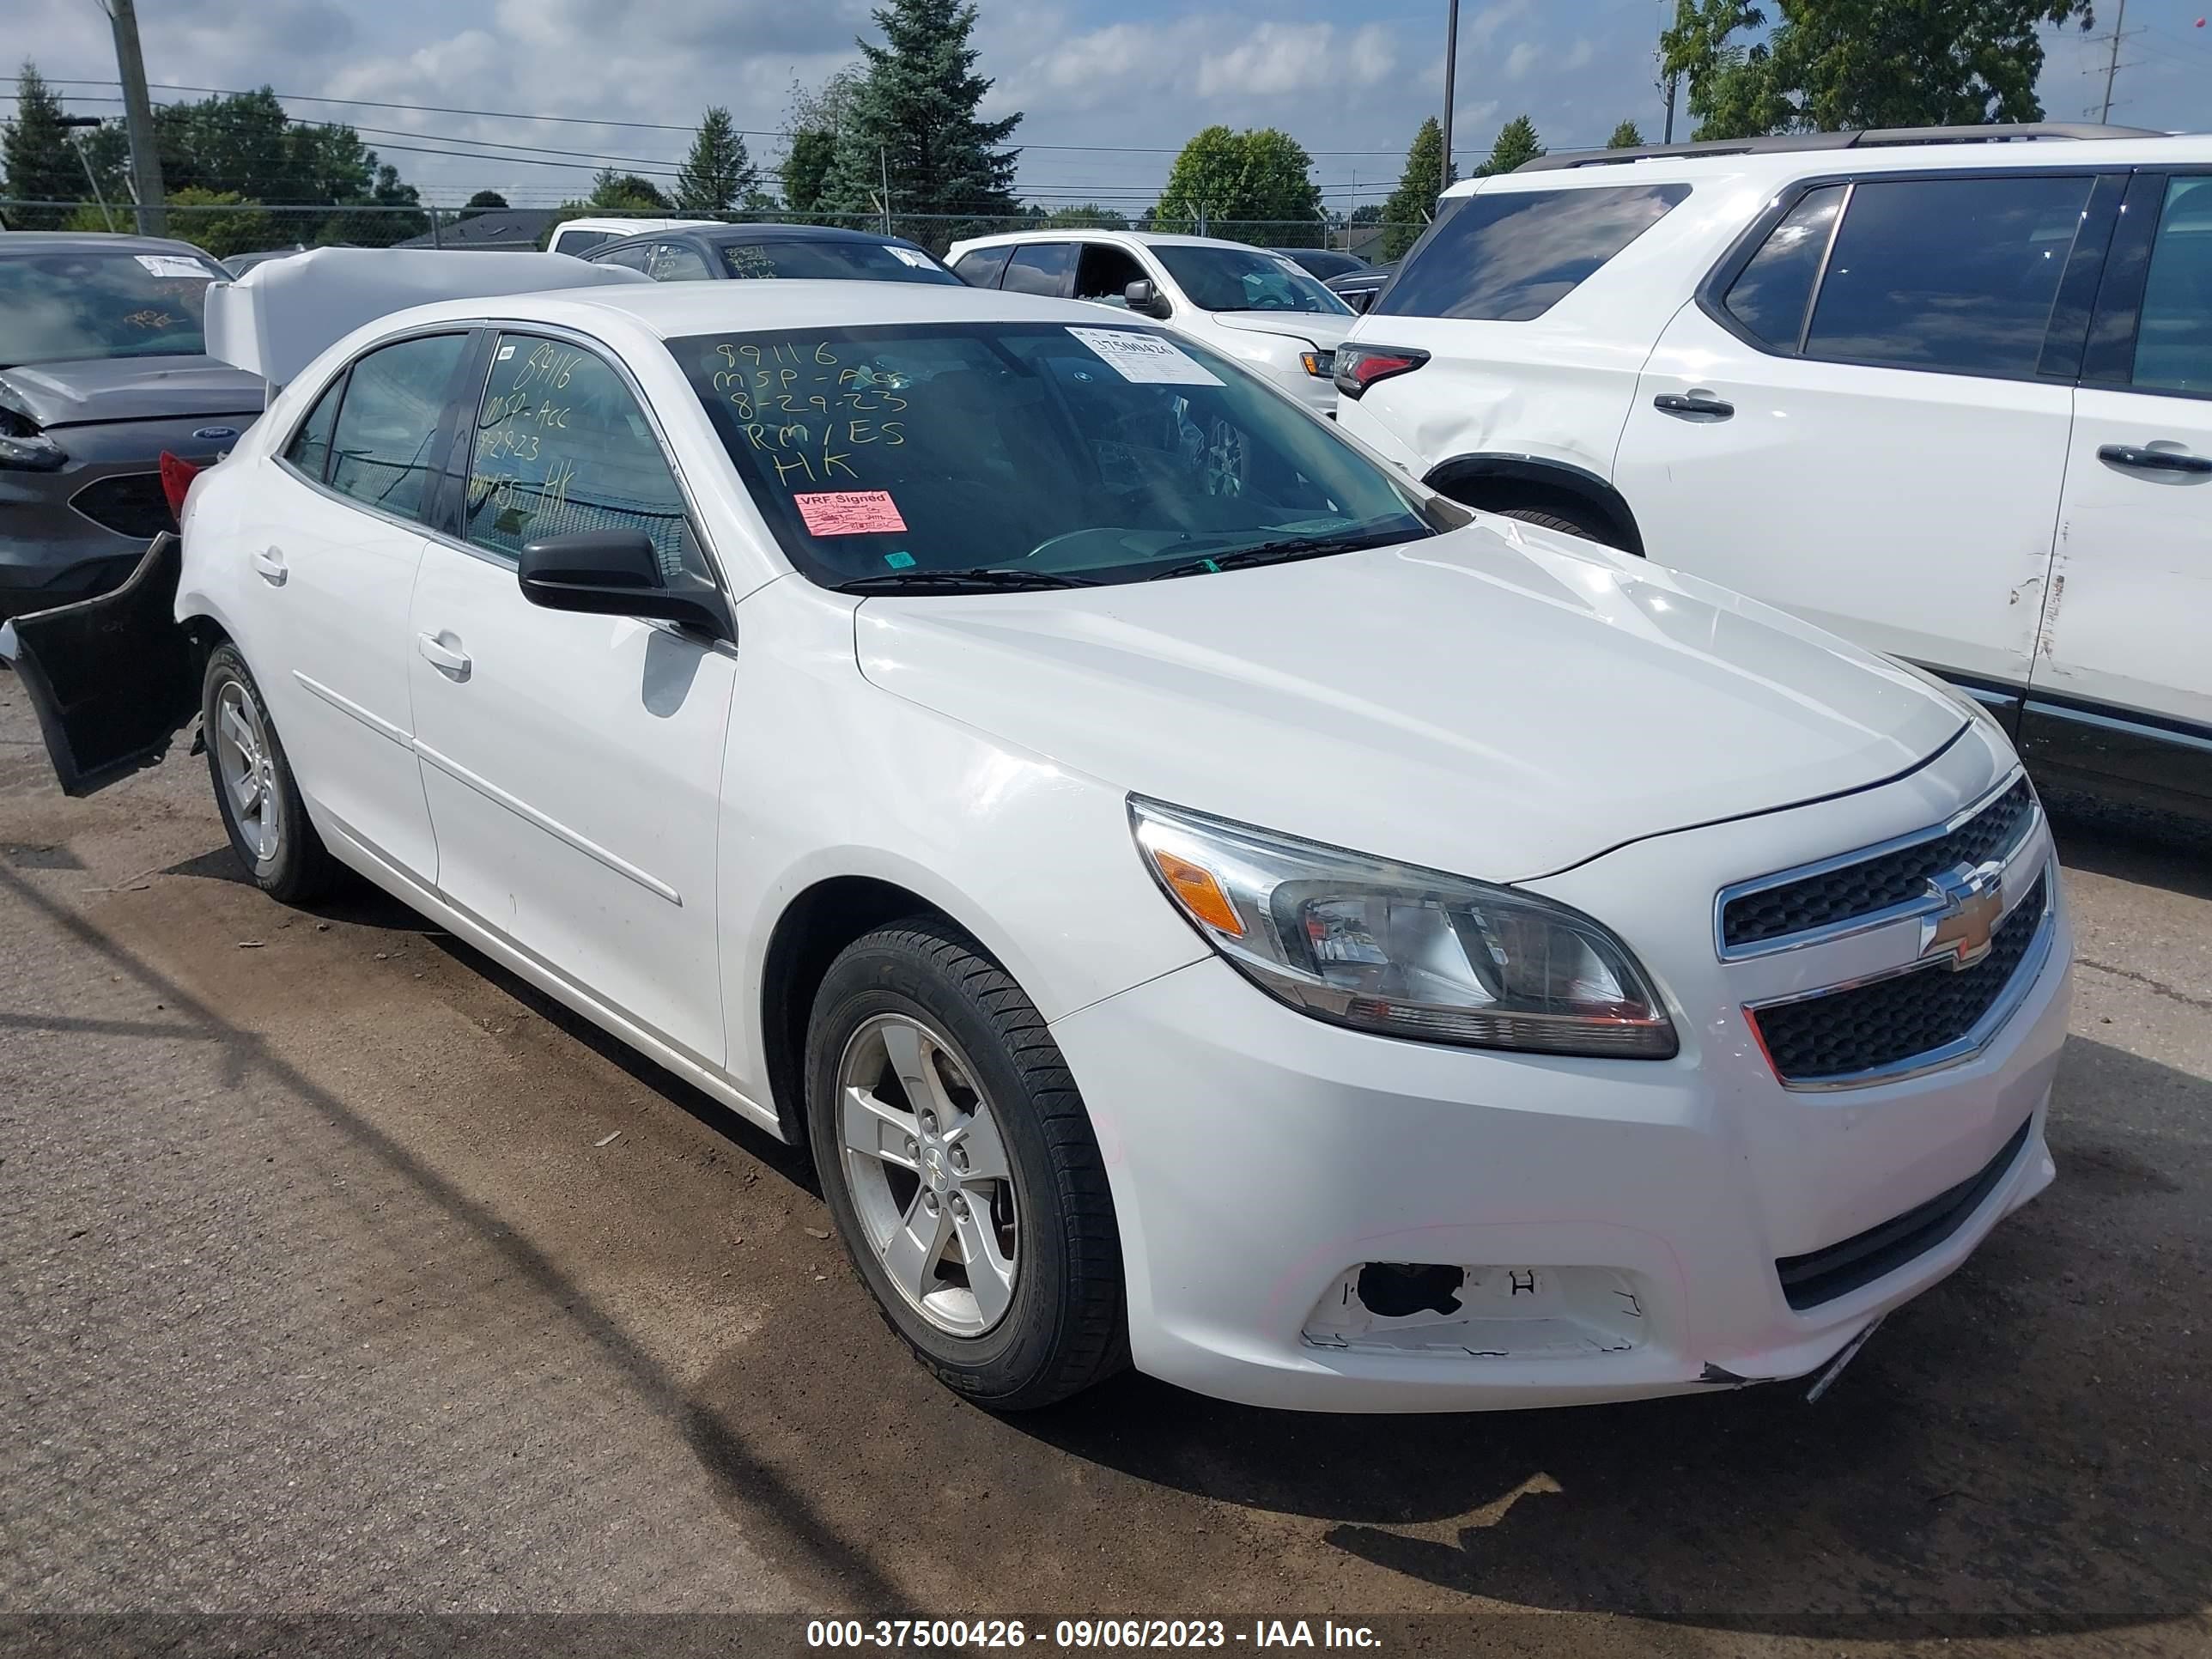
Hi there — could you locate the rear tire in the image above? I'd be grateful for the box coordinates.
[202,643,341,904]
[805,916,1126,1410]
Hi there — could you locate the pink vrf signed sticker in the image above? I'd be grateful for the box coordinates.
[794,490,908,537]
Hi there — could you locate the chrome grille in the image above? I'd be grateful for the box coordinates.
[1721,777,2037,954]
[1750,871,2048,1086]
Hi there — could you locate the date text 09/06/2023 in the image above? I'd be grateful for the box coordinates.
[805,1619,1384,1650]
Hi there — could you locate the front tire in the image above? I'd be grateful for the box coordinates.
[202,643,340,903]
[1494,504,1620,546]
[805,917,1126,1410]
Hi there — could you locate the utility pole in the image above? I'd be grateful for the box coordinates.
[2099,0,2129,123]
[1662,71,1679,143]
[106,0,167,236]
[58,114,116,232]
[1656,24,1679,144]
[878,147,892,237]
[1441,0,1460,197]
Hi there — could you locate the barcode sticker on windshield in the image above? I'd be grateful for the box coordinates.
[137,254,210,278]
[1066,328,1223,386]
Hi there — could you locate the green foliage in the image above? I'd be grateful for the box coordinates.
[821,0,1022,239]
[1039,204,1129,228]
[781,130,839,217]
[1154,125,1322,240]
[1379,117,1453,260]
[2,62,83,228]
[1476,115,1545,177]
[1662,0,2094,138]
[161,187,278,258]
[674,106,757,214]
[459,189,508,222]
[1349,204,1384,227]
[590,170,672,210]
[1607,119,1648,148]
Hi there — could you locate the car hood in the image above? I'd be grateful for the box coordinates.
[854,524,1966,882]
[0,356,265,428]
[1205,311,1356,349]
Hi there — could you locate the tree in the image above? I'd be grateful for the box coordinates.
[781,69,861,217]
[158,187,278,258]
[674,106,757,214]
[1661,0,2094,139]
[1040,204,1128,229]
[543,169,672,247]
[1607,119,1647,148]
[821,0,1022,238]
[2,63,82,229]
[1154,125,1322,240]
[1379,116,1453,260]
[1476,115,1545,177]
[458,189,507,222]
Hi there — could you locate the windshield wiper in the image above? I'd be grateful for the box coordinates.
[1145,528,1426,581]
[833,567,1098,594]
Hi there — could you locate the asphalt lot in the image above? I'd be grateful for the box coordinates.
[1,672,2207,1656]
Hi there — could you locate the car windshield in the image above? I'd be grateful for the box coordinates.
[673,321,1437,589]
[0,248,226,368]
[717,240,960,284]
[1152,246,1352,315]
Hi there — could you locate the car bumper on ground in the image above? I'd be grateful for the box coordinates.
[1052,731,2071,1413]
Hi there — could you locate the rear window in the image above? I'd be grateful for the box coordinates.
[1722,185,1846,351]
[717,239,957,283]
[1374,183,1691,322]
[953,246,1013,289]
[0,248,227,368]
[551,229,616,257]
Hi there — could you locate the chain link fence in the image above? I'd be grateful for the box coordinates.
[3,199,1411,264]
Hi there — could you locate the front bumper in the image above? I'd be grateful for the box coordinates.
[1050,726,2071,1413]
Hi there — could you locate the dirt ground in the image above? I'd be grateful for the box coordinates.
[1,675,2206,1657]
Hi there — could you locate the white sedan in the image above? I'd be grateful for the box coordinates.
[6,271,2071,1413]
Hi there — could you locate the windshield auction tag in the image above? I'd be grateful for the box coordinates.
[795,490,908,537]
[1066,328,1223,387]
[137,254,211,278]
[885,246,933,267]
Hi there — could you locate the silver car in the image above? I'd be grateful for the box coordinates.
[0,234,263,620]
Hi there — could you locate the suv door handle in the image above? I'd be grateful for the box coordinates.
[2097,443,2212,475]
[1654,392,1735,420]
[416,631,471,678]
[250,547,287,586]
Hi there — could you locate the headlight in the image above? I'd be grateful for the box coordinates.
[1130,797,1677,1059]
[0,405,66,471]
[1298,349,1336,378]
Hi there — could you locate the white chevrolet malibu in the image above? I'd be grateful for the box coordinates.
[6,272,2071,1413]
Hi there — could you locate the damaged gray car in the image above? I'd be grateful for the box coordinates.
[0,233,262,621]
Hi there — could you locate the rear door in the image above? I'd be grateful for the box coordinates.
[1000,242,1077,298]
[1615,170,2118,695]
[2028,169,2212,809]
[236,331,471,882]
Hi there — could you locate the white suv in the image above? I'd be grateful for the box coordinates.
[946,229,1356,416]
[1334,125,2212,822]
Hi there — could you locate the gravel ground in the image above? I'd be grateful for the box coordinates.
[1,672,2206,1658]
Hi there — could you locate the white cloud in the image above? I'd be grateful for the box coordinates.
[1505,40,1542,80]
[1560,38,1595,73]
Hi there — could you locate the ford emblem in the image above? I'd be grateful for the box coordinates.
[192,425,238,441]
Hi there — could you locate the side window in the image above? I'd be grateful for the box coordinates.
[2130,176,2212,395]
[283,371,345,483]
[465,333,707,584]
[647,242,714,282]
[553,229,614,258]
[594,242,652,271]
[952,246,1012,289]
[1073,244,1148,307]
[1722,185,1846,352]
[1001,242,1075,297]
[1374,183,1691,321]
[325,333,468,520]
[1802,174,2094,377]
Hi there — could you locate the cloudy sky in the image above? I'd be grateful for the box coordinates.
[9,0,2212,216]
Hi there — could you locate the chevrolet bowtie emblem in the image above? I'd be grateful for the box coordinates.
[1921,866,2004,969]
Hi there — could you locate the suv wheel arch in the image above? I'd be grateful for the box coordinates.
[1424,455,1644,556]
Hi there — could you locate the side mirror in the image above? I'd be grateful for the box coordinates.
[517,529,729,636]
[1124,278,1170,319]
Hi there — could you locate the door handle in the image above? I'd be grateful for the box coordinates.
[250,547,288,586]
[416,631,471,678]
[1653,392,1735,420]
[2097,442,2212,475]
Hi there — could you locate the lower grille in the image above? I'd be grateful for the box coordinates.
[1776,1115,2033,1310]
[1752,871,2047,1085]
[70,472,173,540]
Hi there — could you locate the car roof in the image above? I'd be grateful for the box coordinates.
[1452,129,2203,198]
[949,228,1282,253]
[0,230,221,259]
[376,277,1165,342]
[595,222,932,253]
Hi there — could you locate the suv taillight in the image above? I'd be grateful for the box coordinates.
[1333,343,1429,399]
